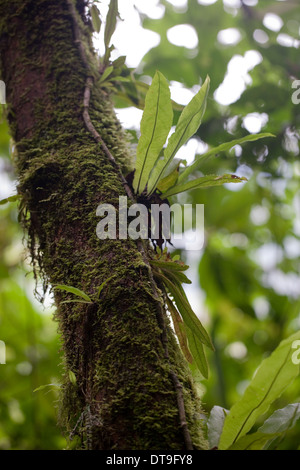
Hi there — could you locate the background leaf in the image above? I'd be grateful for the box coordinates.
[219,331,300,450]
[207,406,229,449]
[258,403,300,435]
[90,4,101,33]
[158,272,214,350]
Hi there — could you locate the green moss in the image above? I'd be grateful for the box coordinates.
[0,0,207,450]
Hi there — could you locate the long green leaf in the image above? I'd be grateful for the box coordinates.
[185,325,209,379]
[154,261,192,285]
[150,259,189,272]
[133,71,173,194]
[90,4,102,33]
[53,284,92,302]
[162,174,247,198]
[157,271,214,350]
[166,296,193,364]
[147,75,210,195]
[178,133,274,184]
[33,383,61,393]
[219,331,300,450]
[0,194,20,205]
[104,0,118,49]
[98,65,114,84]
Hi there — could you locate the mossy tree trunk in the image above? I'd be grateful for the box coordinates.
[0,0,207,450]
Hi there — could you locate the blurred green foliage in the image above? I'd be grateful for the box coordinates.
[0,0,299,449]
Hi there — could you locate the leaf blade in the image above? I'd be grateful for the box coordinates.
[258,403,300,434]
[133,71,173,194]
[90,4,102,33]
[98,65,114,84]
[178,133,275,184]
[147,75,210,195]
[104,0,118,50]
[0,194,21,205]
[162,174,247,198]
[157,272,214,350]
[53,284,92,302]
[185,325,209,379]
[166,296,193,364]
[219,331,300,450]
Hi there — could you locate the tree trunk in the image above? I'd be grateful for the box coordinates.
[0,0,207,450]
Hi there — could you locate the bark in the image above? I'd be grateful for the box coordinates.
[0,0,208,450]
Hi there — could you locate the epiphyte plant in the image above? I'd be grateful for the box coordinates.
[125,70,274,379]
[130,71,273,200]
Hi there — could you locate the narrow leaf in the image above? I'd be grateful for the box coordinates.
[53,284,92,302]
[104,0,118,49]
[90,4,102,33]
[219,331,300,450]
[166,296,193,364]
[162,174,247,198]
[185,325,209,379]
[0,194,21,205]
[157,271,214,350]
[150,259,189,272]
[178,133,275,184]
[109,76,130,83]
[98,65,114,84]
[34,383,61,393]
[133,71,173,194]
[147,76,210,195]
[151,259,192,285]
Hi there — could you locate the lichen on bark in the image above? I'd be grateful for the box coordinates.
[0,0,208,450]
